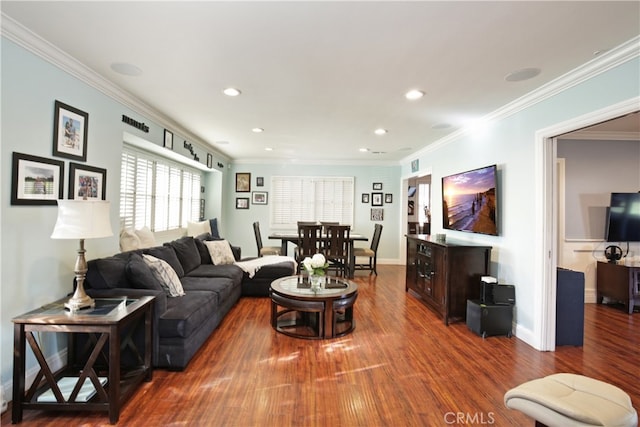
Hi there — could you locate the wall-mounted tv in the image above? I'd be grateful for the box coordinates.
[442,164,498,236]
[605,192,640,242]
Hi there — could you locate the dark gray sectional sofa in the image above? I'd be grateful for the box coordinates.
[84,234,294,370]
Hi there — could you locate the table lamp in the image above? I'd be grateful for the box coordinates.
[51,200,113,311]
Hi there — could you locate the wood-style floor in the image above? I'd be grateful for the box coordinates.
[3,265,639,426]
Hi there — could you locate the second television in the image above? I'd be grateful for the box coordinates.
[442,164,498,236]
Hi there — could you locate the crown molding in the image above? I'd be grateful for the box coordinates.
[1,13,231,164]
[402,36,640,164]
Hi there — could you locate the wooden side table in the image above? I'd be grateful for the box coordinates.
[12,296,154,424]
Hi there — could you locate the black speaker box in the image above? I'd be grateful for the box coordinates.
[480,283,515,305]
[466,299,513,338]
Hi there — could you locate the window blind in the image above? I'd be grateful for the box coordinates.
[270,176,354,229]
[120,145,202,232]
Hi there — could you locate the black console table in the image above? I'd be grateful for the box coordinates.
[596,261,640,314]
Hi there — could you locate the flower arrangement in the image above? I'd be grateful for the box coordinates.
[302,253,329,276]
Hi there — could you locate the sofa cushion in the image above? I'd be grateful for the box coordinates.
[126,253,164,292]
[187,220,210,237]
[166,236,201,274]
[159,291,218,338]
[144,246,185,277]
[186,263,244,283]
[180,277,237,303]
[136,226,156,248]
[143,254,186,297]
[86,255,130,289]
[204,240,235,265]
[119,229,141,252]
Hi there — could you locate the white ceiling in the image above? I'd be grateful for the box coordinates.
[2,1,639,163]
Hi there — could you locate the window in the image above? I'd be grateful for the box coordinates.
[271,176,354,228]
[120,146,202,232]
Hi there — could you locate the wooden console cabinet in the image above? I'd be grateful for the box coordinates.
[406,235,491,325]
[596,261,640,314]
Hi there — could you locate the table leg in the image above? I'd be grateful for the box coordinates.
[348,241,355,279]
[12,323,25,423]
[108,325,120,424]
[280,240,288,256]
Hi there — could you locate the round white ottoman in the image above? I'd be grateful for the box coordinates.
[504,373,638,427]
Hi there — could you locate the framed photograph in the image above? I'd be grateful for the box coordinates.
[385,193,393,204]
[371,192,383,206]
[361,193,370,203]
[207,153,213,169]
[373,182,383,191]
[69,162,106,200]
[371,208,384,221]
[236,173,251,192]
[11,152,64,205]
[256,177,264,187]
[252,191,268,205]
[199,199,205,220]
[164,129,173,149]
[236,197,249,209]
[411,159,419,173]
[53,100,88,161]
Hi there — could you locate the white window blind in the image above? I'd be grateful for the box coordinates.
[120,146,202,232]
[270,176,354,229]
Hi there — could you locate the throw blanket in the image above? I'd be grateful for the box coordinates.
[234,256,297,278]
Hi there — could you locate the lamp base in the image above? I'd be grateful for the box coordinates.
[65,294,95,312]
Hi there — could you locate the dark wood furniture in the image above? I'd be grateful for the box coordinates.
[596,261,640,314]
[270,275,358,339]
[12,296,154,424]
[268,231,368,278]
[406,234,491,325]
[324,225,351,276]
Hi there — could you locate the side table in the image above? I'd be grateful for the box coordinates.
[12,296,154,424]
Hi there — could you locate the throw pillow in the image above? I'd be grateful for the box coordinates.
[204,240,235,265]
[135,226,156,249]
[166,236,201,274]
[126,253,163,291]
[144,246,185,277]
[119,229,141,252]
[142,254,185,297]
[187,220,211,237]
[209,218,220,239]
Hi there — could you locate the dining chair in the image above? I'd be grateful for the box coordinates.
[353,224,383,275]
[253,221,281,257]
[320,221,339,234]
[324,225,351,277]
[295,224,323,272]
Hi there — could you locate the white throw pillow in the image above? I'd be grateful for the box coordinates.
[142,254,185,297]
[135,226,156,249]
[204,240,235,265]
[187,220,211,237]
[120,229,141,252]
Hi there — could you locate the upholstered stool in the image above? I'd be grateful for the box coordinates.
[504,373,638,427]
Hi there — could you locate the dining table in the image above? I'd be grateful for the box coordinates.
[267,231,368,279]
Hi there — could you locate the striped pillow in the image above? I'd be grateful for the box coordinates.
[142,254,185,297]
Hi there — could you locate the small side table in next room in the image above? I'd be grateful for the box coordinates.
[12,296,154,424]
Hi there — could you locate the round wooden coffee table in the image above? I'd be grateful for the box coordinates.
[270,275,358,339]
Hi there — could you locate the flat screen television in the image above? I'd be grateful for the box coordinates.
[605,192,640,242]
[442,164,498,236]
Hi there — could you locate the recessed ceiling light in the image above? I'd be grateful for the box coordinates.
[405,90,425,100]
[252,128,264,133]
[504,67,541,82]
[110,62,142,76]
[359,148,369,152]
[265,147,273,151]
[223,87,241,97]
[374,128,388,135]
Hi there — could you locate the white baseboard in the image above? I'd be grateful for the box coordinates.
[1,348,67,413]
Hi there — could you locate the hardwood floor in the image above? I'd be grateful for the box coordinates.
[4,265,639,426]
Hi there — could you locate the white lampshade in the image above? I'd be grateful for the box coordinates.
[51,200,113,239]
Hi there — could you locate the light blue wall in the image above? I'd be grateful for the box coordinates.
[223,162,401,259]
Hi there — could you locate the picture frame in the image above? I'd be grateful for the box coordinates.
[411,159,419,173]
[371,208,384,221]
[373,182,383,191]
[371,192,383,206]
[11,152,64,205]
[207,153,213,169]
[164,129,173,149]
[69,162,106,200]
[385,193,393,204]
[52,100,88,161]
[236,173,251,192]
[252,191,268,205]
[361,193,370,203]
[256,177,264,187]
[236,197,249,209]
[200,199,205,220]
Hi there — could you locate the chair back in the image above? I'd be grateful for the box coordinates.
[297,224,323,259]
[324,225,350,259]
[253,222,264,252]
[370,224,383,251]
[320,221,339,234]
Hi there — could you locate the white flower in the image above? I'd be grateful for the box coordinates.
[301,254,328,274]
[310,253,326,268]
